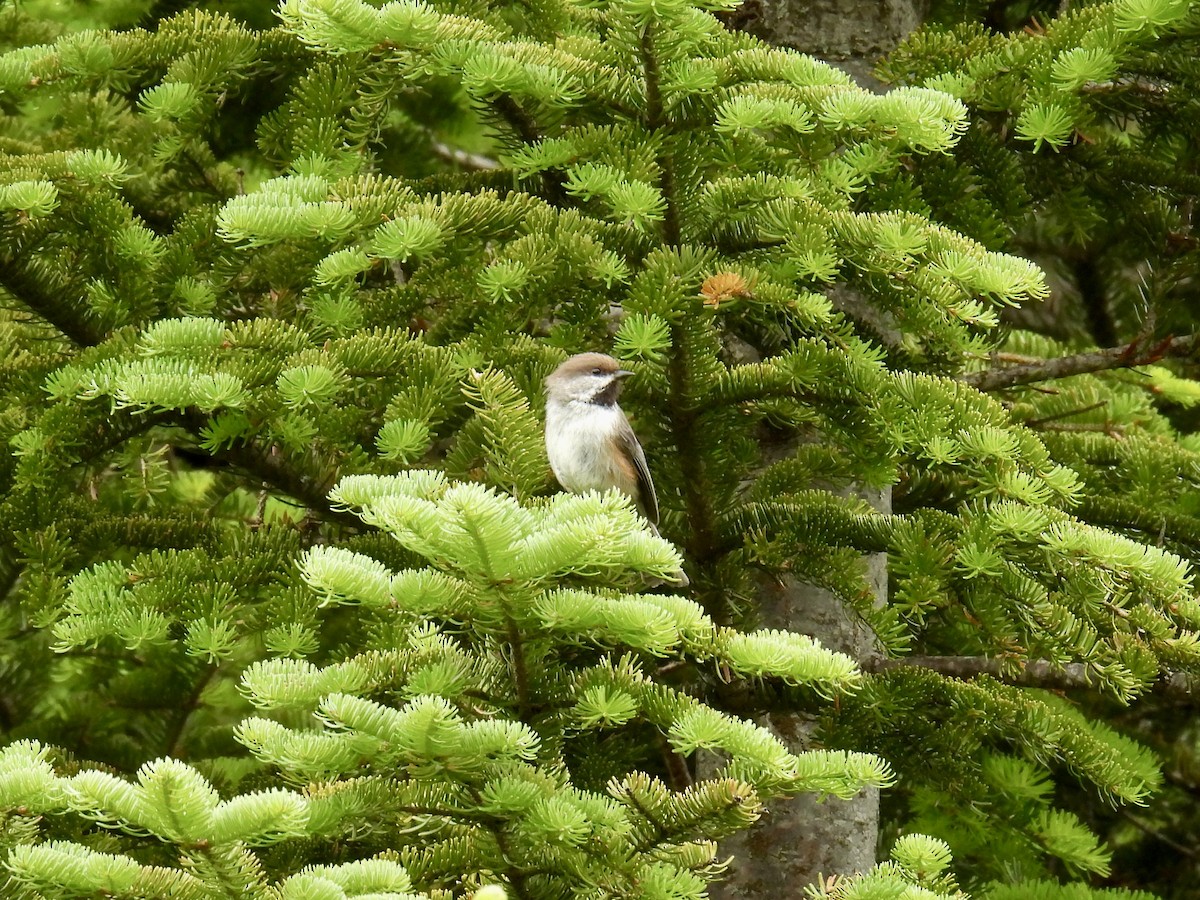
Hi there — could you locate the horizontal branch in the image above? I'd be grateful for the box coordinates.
[697,654,1198,719]
[0,256,105,347]
[1075,496,1200,553]
[866,655,1195,699]
[431,141,500,171]
[960,331,1200,392]
[715,498,894,556]
[178,413,368,531]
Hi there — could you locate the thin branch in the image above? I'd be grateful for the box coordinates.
[212,445,360,529]
[620,778,671,849]
[431,141,501,171]
[467,786,534,900]
[1119,808,1196,858]
[659,734,693,791]
[164,664,221,759]
[1080,77,1170,97]
[665,334,720,581]
[637,24,718,602]
[501,606,531,722]
[1033,422,1126,434]
[960,331,1200,392]
[490,94,568,207]
[492,93,542,147]
[1024,400,1108,426]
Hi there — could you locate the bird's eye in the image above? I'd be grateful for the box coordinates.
[591,367,603,375]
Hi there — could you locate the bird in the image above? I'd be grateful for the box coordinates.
[544,353,688,586]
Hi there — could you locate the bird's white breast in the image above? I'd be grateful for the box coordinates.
[545,399,627,494]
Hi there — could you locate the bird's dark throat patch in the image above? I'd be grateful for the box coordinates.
[589,380,621,406]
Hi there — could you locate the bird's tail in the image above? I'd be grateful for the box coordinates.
[645,520,690,588]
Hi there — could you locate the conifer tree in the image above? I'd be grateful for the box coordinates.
[0,1,1198,899]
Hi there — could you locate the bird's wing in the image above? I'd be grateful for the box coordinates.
[615,417,659,527]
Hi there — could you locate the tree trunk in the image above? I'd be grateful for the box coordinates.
[723,0,927,84]
[708,488,890,896]
[707,2,923,892]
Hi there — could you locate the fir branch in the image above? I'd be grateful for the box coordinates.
[865,656,1195,699]
[501,602,532,722]
[491,94,569,207]
[665,334,720,579]
[619,780,671,850]
[467,786,533,900]
[1075,496,1200,553]
[393,803,499,823]
[0,256,105,346]
[492,94,543,148]
[1,411,173,605]
[163,663,220,759]
[703,656,1197,719]
[1105,149,1200,197]
[639,25,682,247]
[714,499,894,555]
[961,331,1200,391]
[180,414,365,530]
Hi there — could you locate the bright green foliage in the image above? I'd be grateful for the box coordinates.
[805,834,966,898]
[0,0,1198,897]
[0,479,890,897]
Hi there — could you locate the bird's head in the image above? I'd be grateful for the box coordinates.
[544,352,634,405]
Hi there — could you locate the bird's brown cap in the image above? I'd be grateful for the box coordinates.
[545,352,632,388]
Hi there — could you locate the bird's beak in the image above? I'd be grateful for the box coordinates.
[615,369,634,379]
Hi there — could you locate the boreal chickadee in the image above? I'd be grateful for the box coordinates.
[544,352,687,586]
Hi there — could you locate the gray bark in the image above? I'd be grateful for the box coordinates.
[708,488,890,896]
[723,0,928,84]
